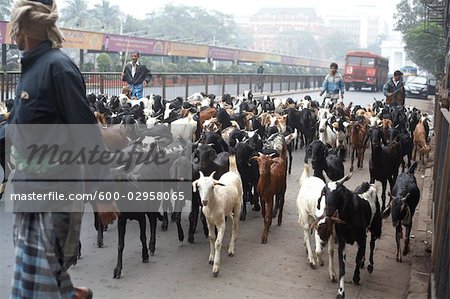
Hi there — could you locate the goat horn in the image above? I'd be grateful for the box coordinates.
[209,171,216,178]
[322,171,331,184]
[199,171,204,179]
[330,217,346,224]
[337,172,353,185]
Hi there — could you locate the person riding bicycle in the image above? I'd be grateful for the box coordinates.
[319,62,345,105]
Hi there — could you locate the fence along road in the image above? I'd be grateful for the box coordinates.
[1,72,324,100]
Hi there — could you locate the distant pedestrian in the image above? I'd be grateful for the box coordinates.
[257,65,265,92]
[320,62,345,101]
[122,50,152,98]
[383,70,405,106]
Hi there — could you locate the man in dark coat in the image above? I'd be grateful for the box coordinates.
[122,50,152,98]
[8,0,118,298]
[383,70,406,106]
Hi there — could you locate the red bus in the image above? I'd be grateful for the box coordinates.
[343,51,389,92]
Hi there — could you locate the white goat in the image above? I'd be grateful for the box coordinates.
[296,164,337,282]
[170,111,197,142]
[318,116,337,149]
[192,155,242,277]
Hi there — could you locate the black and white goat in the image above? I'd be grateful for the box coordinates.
[321,172,382,299]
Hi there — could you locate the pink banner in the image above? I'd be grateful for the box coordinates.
[208,46,240,61]
[0,21,7,44]
[281,56,297,65]
[103,34,165,55]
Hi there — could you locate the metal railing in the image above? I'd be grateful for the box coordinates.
[431,97,450,299]
[1,72,324,100]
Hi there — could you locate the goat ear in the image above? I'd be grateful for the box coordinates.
[317,189,325,210]
[322,171,331,184]
[192,180,198,193]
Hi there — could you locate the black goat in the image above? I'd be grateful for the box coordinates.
[384,162,420,262]
[235,141,260,221]
[321,173,382,299]
[365,125,401,211]
[304,140,344,181]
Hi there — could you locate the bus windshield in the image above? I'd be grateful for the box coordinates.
[346,56,361,66]
[361,58,375,67]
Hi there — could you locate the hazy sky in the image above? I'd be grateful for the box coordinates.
[57,0,399,27]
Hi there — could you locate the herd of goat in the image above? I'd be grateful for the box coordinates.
[0,89,432,298]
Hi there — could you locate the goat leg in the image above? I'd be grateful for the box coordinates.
[353,239,366,285]
[139,216,149,263]
[403,225,412,256]
[396,226,403,262]
[148,212,157,256]
[113,217,127,279]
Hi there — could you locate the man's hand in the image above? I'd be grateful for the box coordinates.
[319,91,324,97]
[97,202,120,226]
[143,80,148,87]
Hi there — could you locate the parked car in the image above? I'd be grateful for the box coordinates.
[404,76,436,99]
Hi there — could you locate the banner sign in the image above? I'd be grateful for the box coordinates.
[61,29,103,50]
[167,42,208,58]
[208,46,239,60]
[103,34,165,55]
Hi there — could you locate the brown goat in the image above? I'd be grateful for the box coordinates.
[348,121,368,172]
[413,119,431,167]
[199,107,217,127]
[254,145,287,244]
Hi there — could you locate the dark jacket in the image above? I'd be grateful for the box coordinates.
[8,40,111,211]
[383,78,405,105]
[122,62,152,85]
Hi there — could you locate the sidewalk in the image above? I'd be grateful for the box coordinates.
[403,96,435,299]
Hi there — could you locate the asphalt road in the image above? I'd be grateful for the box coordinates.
[1,89,431,299]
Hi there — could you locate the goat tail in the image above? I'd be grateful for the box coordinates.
[229,154,239,173]
[408,161,419,174]
[299,164,311,186]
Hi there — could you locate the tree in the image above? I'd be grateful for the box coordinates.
[278,30,320,58]
[60,0,91,28]
[394,0,425,35]
[91,0,121,32]
[404,22,445,77]
[0,0,12,20]
[144,4,239,45]
[97,53,112,71]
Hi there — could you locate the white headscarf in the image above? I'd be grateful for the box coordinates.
[10,0,65,48]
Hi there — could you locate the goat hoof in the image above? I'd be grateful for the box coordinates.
[367,264,373,273]
[103,225,108,232]
[209,260,214,265]
[188,236,194,244]
[309,262,316,269]
[97,241,103,248]
[228,251,234,257]
[113,269,122,279]
[353,277,360,285]
[397,257,402,263]
[252,204,261,212]
[161,223,168,231]
[213,271,219,277]
[240,214,246,221]
[143,258,149,263]
[331,275,337,283]
[336,293,345,299]
[178,235,184,242]
[261,238,267,244]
